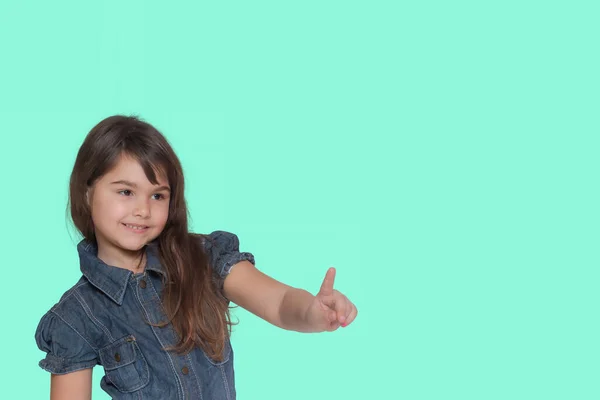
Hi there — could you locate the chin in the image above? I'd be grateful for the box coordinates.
[116,237,150,252]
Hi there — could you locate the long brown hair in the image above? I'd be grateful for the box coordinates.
[68,115,233,361]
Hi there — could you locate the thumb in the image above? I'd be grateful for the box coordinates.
[318,267,336,297]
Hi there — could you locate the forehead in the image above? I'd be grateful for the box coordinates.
[101,155,168,186]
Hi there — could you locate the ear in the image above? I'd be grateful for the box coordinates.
[85,188,91,207]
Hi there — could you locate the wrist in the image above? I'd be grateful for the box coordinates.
[280,287,318,332]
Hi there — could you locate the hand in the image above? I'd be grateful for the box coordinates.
[306,267,358,332]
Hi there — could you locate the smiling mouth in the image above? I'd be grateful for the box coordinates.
[122,223,149,231]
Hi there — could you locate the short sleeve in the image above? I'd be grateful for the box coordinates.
[204,230,255,280]
[35,311,98,374]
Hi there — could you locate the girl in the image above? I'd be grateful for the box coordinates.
[35,115,358,400]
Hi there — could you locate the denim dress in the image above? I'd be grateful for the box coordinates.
[35,231,255,400]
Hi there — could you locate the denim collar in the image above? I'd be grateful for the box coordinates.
[78,239,165,305]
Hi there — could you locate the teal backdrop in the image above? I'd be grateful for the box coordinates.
[0,1,598,399]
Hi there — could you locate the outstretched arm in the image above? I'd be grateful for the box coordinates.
[223,261,357,332]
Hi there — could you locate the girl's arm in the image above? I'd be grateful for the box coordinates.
[50,369,93,400]
[223,261,357,332]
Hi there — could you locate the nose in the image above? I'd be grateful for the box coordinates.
[133,198,151,218]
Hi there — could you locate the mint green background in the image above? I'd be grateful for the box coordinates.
[1,1,598,398]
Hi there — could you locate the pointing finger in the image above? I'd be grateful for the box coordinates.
[318,267,336,296]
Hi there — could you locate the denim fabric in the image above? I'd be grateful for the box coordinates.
[35,231,255,400]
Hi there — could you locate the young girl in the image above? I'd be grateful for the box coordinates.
[35,115,358,399]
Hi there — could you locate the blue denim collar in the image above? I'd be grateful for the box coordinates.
[78,239,165,305]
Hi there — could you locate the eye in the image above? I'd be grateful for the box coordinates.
[152,193,167,200]
[118,190,133,196]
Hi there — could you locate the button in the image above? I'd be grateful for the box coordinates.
[182,366,189,375]
[140,280,147,289]
[114,353,121,362]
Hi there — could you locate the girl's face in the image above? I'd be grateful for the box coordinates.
[88,154,171,258]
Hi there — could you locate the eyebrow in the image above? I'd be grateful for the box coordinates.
[110,180,171,192]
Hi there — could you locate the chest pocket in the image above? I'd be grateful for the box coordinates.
[99,335,150,393]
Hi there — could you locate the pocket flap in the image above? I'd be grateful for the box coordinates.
[99,335,138,370]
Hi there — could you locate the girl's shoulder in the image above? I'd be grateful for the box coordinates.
[194,230,245,252]
[193,230,255,278]
[35,275,97,347]
[43,275,90,313]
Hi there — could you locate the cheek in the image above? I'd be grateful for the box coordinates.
[157,202,170,225]
[92,195,128,223]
